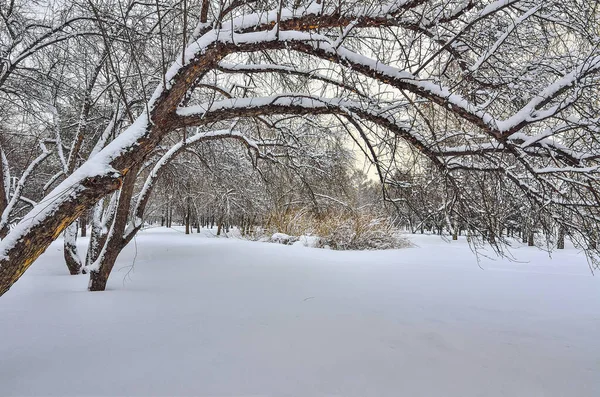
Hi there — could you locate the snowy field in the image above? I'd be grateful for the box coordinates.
[1,227,599,396]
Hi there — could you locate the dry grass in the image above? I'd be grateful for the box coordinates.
[260,207,410,250]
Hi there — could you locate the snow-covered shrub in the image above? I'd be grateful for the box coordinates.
[261,208,409,250]
[270,232,298,245]
[315,211,409,250]
[264,208,314,237]
[293,235,323,248]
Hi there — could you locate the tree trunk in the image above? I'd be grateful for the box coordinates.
[452,218,458,240]
[528,230,534,247]
[63,220,82,274]
[86,200,106,270]
[88,246,121,291]
[165,202,170,227]
[557,226,565,249]
[489,228,496,244]
[80,213,87,237]
[88,165,140,291]
[0,148,9,239]
[185,196,191,234]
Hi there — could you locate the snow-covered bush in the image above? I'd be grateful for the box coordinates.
[270,233,298,245]
[315,211,409,250]
[261,208,409,250]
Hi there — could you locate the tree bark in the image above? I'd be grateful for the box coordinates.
[185,195,191,235]
[0,147,9,239]
[86,199,107,270]
[63,220,82,274]
[528,230,535,247]
[557,226,565,249]
[80,213,87,237]
[88,166,140,291]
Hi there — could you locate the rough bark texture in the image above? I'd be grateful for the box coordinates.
[88,165,140,291]
[80,214,87,237]
[528,231,535,247]
[556,226,565,250]
[63,221,82,274]
[86,200,105,270]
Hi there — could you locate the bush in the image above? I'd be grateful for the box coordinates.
[260,208,410,250]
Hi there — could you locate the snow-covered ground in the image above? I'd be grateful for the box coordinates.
[1,227,599,396]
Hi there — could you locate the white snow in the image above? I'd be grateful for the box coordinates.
[271,232,292,244]
[0,228,599,396]
[294,234,322,248]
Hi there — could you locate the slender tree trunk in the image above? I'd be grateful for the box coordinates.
[528,230,534,247]
[557,226,565,249]
[0,148,9,239]
[63,220,82,274]
[80,213,87,237]
[185,195,191,235]
[452,217,458,240]
[86,200,106,270]
[489,228,496,244]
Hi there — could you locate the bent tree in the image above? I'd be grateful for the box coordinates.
[1,0,600,295]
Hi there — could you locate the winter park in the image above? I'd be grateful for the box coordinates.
[1,0,600,396]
